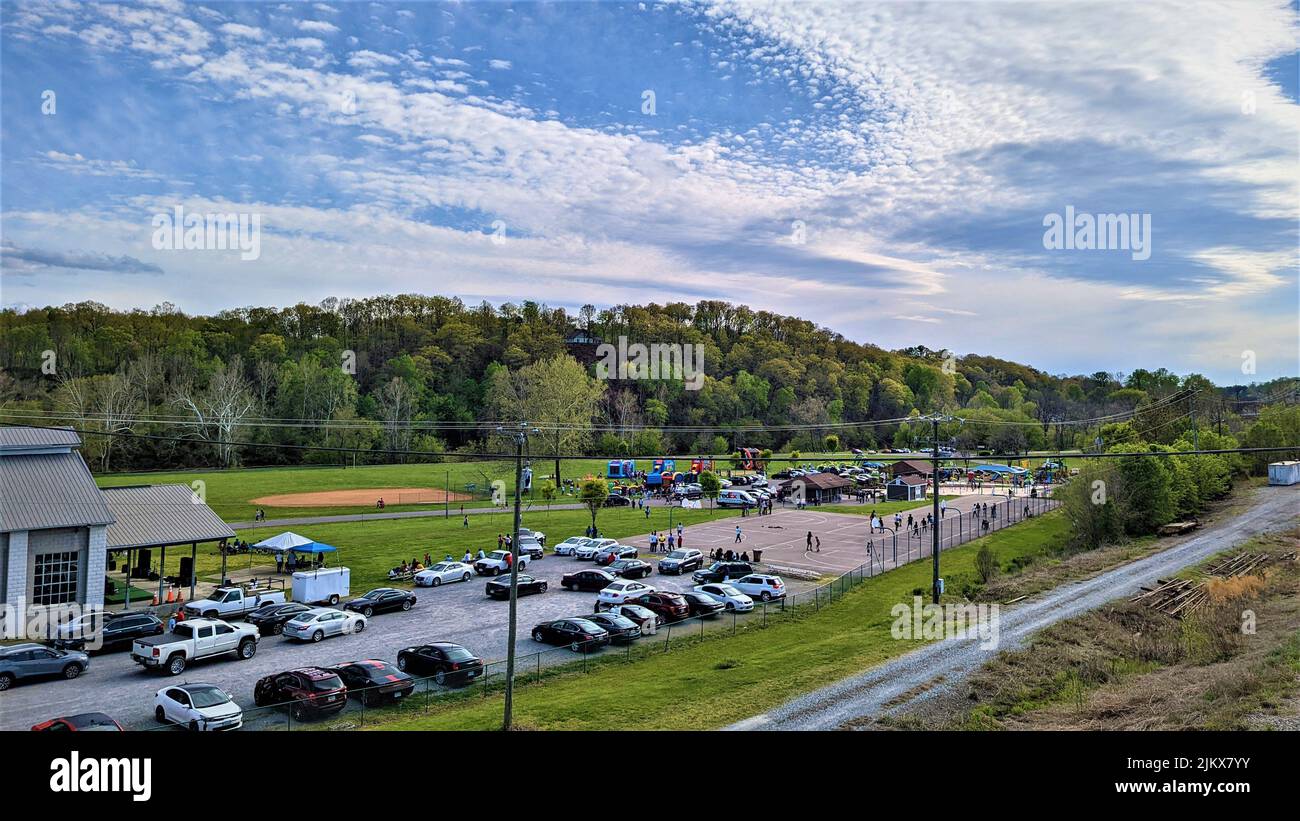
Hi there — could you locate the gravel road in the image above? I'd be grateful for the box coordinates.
[728,484,1299,731]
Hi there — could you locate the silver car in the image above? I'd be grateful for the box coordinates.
[282,608,367,642]
[0,643,90,690]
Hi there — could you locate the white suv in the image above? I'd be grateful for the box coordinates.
[730,574,786,602]
[575,538,616,560]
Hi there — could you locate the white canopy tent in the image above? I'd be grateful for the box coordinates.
[253,531,315,552]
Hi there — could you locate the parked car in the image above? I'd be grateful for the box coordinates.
[475,550,530,575]
[731,574,787,602]
[30,713,123,732]
[596,579,655,608]
[679,590,726,618]
[516,538,545,560]
[583,612,641,643]
[245,602,314,636]
[282,608,367,642]
[632,591,691,623]
[552,537,593,556]
[53,611,164,652]
[601,494,632,507]
[657,548,704,575]
[253,667,348,720]
[414,561,474,587]
[0,643,90,690]
[604,603,664,631]
[396,642,483,686]
[183,585,286,619]
[562,568,617,592]
[344,588,416,617]
[530,618,610,652]
[328,659,415,705]
[574,539,616,560]
[485,574,548,599]
[694,583,754,612]
[131,619,258,676]
[692,561,754,584]
[153,682,243,731]
[606,558,653,579]
[594,544,638,566]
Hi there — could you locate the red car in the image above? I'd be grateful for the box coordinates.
[31,712,123,732]
[632,591,690,623]
[253,667,348,721]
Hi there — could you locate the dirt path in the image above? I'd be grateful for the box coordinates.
[729,484,1299,731]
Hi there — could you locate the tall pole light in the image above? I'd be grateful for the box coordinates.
[500,421,535,731]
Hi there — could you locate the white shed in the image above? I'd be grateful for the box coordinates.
[1267,461,1300,486]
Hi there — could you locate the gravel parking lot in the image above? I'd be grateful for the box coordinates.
[0,527,818,731]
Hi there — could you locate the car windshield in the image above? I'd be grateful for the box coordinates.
[442,646,476,661]
[188,686,230,708]
[311,674,344,692]
[429,564,450,572]
[489,551,508,560]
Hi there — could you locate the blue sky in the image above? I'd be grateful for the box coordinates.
[1,0,1297,383]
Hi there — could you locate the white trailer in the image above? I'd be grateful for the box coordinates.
[292,566,350,606]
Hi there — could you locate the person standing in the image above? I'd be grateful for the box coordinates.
[814,535,821,552]
[735,525,743,544]
[806,531,813,551]
[462,515,469,528]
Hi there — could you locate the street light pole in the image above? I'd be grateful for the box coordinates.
[924,413,958,604]
[500,421,535,731]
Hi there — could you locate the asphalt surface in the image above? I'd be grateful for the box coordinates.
[0,540,813,731]
[728,484,1299,731]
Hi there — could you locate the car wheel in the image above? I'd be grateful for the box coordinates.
[492,567,500,576]
[353,619,365,633]
[328,595,340,606]
[167,655,186,676]
[539,583,547,592]
[434,670,447,686]
[155,706,167,723]
[203,610,218,619]
[462,573,471,583]
[569,641,581,652]
[292,703,309,722]
[62,663,82,680]
[564,582,574,591]
[271,623,284,635]
[725,602,735,611]
[0,673,12,691]
[397,656,407,671]
[189,719,200,732]
[362,607,374,618]
[432,577,442,587]
[238,638,257,659]
[401,599,413,611]
[760,592,773,602]
[312,630,324,643]
[532,629,545,642]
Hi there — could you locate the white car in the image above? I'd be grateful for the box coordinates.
[414,561,474,587]
[154,682,243,731]
[730,574,786,602]
[574,538,616,560]
[694,583,754,612]
[475,550,530,576]
[282,608,367,642]
[553,537,593,557]
[597,579,656,607]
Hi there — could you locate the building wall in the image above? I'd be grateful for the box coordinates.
[3,530,26,609]
[25,526,89,607]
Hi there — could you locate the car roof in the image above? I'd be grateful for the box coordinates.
[293,667,337,680]
[1,643,46,654]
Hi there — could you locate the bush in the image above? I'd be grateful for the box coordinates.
[975,545,998,583]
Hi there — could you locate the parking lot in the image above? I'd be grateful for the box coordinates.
[0,515,833,730]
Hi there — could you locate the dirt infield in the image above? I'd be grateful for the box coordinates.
[250,487,471,507]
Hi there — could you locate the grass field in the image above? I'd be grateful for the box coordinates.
[346,511,1073,730]
[146,503,743,592]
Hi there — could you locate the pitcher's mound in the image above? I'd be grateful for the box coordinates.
[251,487,470,507]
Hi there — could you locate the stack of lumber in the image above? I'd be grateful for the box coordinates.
[1131,551,1273,618]
[1204,552,1270,577]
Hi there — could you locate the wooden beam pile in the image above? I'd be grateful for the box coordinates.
[1204,552,1270,578]
[1131,552,1273,618]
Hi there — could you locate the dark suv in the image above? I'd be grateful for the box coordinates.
[56,612,164,652]
[692,561,753,584]
[632,591,691,623]
[253,668,348,720]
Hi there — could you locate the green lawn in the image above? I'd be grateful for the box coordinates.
[357,511,1073,730]
[150,503,742,591]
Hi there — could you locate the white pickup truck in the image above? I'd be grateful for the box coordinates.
[131,618,260,676]
[474,550,530,576]
[184,586,286,619]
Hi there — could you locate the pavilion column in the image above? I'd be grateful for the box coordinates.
[158,545,166,605]
[190,542,197,601]
[124,548,132,610]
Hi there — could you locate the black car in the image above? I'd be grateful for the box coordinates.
[530,618,610,652]
[485,574,548,600]
[561,568,616,591]
[601,494,632,507]
[605,558,653,579]
[680,590,726,618]
[327,659,415,705]
[396,642,484,686]
[344,588,417,617]
[245,602,313,636]
[55,612,163,652]
[583,612,641,643]
[692,561,754,584]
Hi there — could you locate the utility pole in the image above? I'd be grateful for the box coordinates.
[923,413,958,604]
[499,421,535,731]
[1189,393,1199,450]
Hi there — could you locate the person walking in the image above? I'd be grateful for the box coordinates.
[814,535,821,552]
[735,525,743,544]
[806,531,813,551]
[462,515,469,528]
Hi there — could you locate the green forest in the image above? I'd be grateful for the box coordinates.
[0,296,1295,473]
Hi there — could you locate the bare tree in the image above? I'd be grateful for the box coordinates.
[173,356,256,467]
[377,376,413,459]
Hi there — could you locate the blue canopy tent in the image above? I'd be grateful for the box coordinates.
[970,464,1029,475]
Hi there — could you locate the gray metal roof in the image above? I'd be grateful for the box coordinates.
[0,452,115,533]
[0,425,81,452]
[102,484,234,549]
